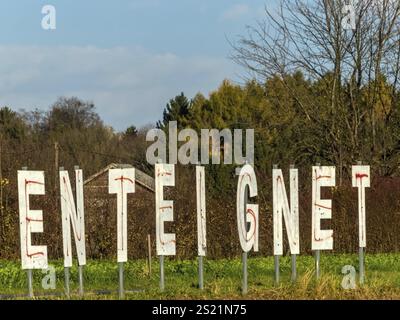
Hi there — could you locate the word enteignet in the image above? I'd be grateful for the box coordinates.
[17,164,370,271]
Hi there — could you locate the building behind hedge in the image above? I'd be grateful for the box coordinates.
[84,163,155,259]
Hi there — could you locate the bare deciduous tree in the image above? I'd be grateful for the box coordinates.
[232,0,400,181]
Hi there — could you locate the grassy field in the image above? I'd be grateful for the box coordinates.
[0,253,399,299]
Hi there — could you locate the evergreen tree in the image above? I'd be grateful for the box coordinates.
[157,92,190,129]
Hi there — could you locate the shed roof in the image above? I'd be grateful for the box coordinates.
[84,163,155,192]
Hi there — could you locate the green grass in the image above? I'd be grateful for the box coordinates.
[0,253,399,299]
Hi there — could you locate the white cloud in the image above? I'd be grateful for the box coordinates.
[0,45,237,130]
[220,4,249,21]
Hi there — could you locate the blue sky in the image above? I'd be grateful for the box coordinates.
[0,0,271,130]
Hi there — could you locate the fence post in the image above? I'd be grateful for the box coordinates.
[160,255,165,291]
[64,266,70,298]
[119,262,124,299]
[147,234,152,277]
[198,256,204,290]
[78,265,84,297]
[242,252,248,295]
